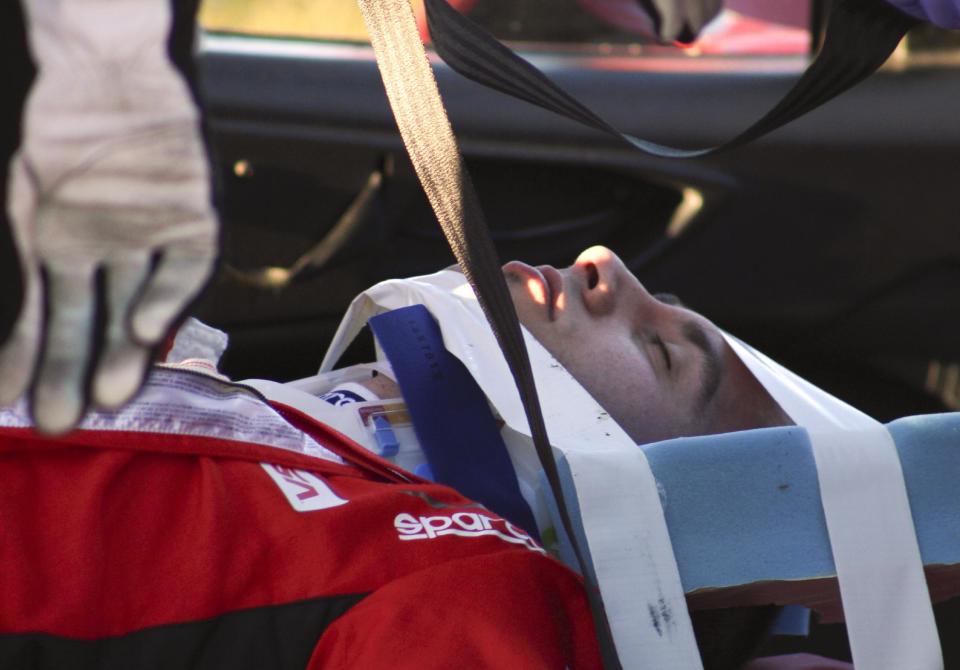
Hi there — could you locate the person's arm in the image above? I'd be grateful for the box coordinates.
[885,0,960,28]
[1,0,217,433]
[308,550,603,669]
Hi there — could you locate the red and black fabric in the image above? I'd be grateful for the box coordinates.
[0,399,601,669]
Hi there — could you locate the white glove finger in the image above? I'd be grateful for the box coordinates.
[92,253,153,410]
[32,264,97,434]
[0,269,42,406]
[5,153,38,258]
[130,243,216,346]
[0,156,42,406]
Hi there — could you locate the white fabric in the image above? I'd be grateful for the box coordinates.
[245,378,374,451]
[166,318,229,366]
[322,270,704,670]
[724,334,942,670]
[285,362,396,397]
[0,0,217,434]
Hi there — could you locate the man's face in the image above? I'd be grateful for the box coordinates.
[503,246,787,444]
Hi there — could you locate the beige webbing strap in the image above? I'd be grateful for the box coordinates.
[356,0,629,666]
[357,2,712,668]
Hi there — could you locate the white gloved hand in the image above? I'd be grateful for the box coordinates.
[641,0,723,42]
[0,0,218,433]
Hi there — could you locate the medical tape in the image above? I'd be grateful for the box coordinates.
[724,334,942,669]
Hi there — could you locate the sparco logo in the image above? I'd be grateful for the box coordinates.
[394,512,544,554]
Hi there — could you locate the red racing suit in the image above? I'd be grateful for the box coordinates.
[0,369,601,669]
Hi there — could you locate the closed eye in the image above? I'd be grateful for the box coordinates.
[652,334,672,370]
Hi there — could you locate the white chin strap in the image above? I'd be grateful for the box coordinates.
[323,270,941,670]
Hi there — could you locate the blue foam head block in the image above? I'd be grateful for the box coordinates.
[638,413,960,593]
[641,425,834,591]
[888,413,960,566]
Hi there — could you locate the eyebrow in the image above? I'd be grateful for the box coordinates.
[681,321,723,411]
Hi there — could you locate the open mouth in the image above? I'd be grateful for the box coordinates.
[538,265,564,319]
[502,260,560,321]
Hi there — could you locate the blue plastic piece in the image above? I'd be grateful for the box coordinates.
[414,462,435,481]
[371,414,400,458]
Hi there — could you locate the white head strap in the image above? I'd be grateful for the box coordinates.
[722,334,941,669]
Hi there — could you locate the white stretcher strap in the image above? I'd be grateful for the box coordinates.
[725,334,942,669]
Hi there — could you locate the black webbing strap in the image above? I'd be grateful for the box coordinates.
[424,0,919,158]
[356,1,622,667]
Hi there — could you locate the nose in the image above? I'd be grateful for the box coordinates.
[574,245,650,317]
